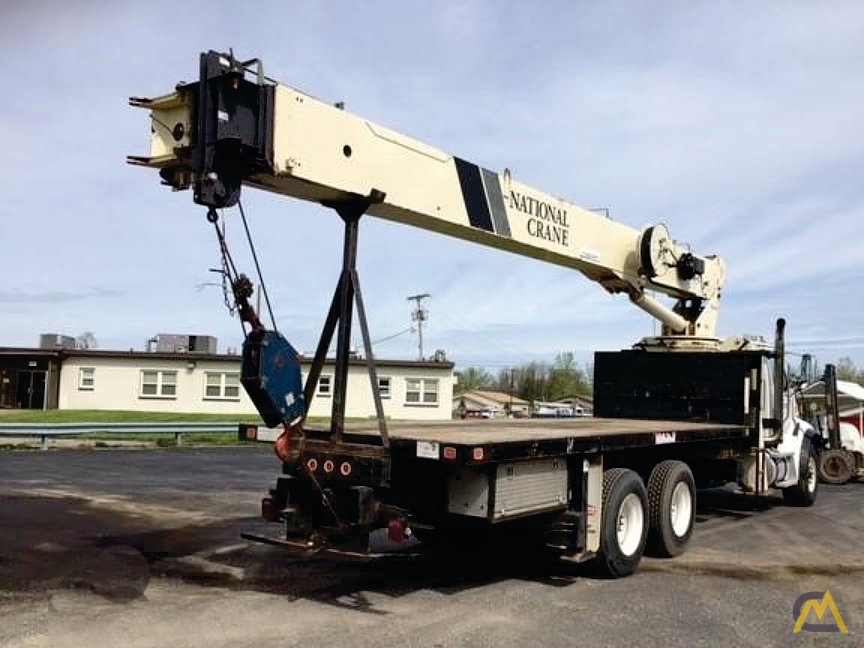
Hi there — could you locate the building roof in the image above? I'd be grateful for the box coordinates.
[0,346,453,369]
[555,395,594,406]
[454,389,529,407]
[801,379,864,411]
[0,348,63,358]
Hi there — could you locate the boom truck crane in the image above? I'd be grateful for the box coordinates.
[128,50,820,577]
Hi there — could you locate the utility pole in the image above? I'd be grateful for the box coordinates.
[407,293,430,361]
[508,368,515,417]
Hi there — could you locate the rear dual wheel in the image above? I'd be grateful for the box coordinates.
[646,460,696,557]
[596,461,696,578]
[596,468,649,578]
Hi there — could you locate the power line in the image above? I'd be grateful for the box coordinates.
[372,327,414,346]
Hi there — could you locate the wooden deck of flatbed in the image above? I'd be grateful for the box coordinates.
[335,417,748,447]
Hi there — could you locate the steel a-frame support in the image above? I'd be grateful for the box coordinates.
[303,193,390,447]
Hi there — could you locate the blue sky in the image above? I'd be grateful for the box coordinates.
[2,1,864,373]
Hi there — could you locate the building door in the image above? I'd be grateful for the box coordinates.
[0,369,13,408]
[15,370,46,409]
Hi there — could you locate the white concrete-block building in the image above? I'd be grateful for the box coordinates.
[1,346,455,421]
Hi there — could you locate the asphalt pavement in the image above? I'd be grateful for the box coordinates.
[1,446,862,647]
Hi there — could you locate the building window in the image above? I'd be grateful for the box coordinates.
[78,367,95,391]
[140,370,177,398]
[318,375,332,397]
[204,372,240,400]
[377,376,391,399]
[405,378,439,405]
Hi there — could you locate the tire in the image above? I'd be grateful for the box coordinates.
[595,468,649,578]
[782,436,818,506]
[645,460,696,557]
[818,448,854,485]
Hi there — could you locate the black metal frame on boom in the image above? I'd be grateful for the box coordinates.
[302,193,390,447]
[184,51,390,449]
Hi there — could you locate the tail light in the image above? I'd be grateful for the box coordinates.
[387,517,407,545]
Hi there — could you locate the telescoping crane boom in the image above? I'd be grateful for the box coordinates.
[128,49,725,346]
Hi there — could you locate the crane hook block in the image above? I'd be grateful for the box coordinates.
[241,329,305,428]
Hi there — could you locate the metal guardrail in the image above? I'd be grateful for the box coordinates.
[0,422,239,450]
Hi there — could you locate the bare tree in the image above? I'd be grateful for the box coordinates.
[75,331,98,350]
[836,356,864,384]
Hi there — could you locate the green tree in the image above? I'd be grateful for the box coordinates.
[494,353,592,404]
[507,362,549,403]
[455,366,494,392]
[458,354,597,412]
[547,352,590,399]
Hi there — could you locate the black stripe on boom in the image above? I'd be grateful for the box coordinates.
[481,168,511,238]
[454,157,494,232]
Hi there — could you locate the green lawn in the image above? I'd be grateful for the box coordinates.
[0,409,264,424]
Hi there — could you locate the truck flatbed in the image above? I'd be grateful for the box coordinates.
[282,417,750,465]
[343,417,746,444]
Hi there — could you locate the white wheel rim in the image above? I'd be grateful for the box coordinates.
[670,481,693,538]
[616,493,644,556]
[807,456,817,493]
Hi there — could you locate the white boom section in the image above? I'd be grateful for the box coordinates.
[128,53,725,340]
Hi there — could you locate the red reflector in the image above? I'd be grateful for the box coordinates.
[323,459,335,473]
[245,426,257,440]
[307,458,318,472]
[261,497,278,522]
[473,447,484,461]
[387,517,406,544]
[443,446,457,460]
[340,461,352,476]
[273,431,292,463]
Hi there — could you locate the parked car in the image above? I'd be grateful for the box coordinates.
[460,406,500,419]
[533,405,588,418]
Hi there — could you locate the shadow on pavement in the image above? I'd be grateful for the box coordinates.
[0,487,828,615]
[0,493,594,614]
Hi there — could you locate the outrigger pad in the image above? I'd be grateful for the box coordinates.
[241,329,306,427]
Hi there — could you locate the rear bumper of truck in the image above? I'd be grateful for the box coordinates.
[239,530,422,561]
